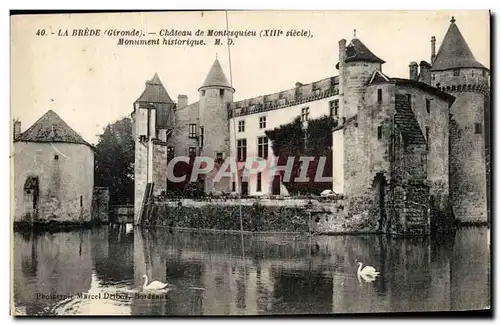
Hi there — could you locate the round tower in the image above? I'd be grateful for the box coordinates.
[337,34,386,119]
[198,58,234,193]
[431,17,490,223]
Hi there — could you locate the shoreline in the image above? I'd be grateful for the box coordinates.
[12,221,488,236]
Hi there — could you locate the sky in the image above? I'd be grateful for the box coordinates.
[10,10,490,145]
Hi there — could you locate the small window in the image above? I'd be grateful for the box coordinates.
[377,89,382,103]
[426,98,431,114]
[377,126,383,140]
[167,146,175,161]
[201,90,206,96]
[475,123,482,134]
[80,195,83,207]
[189,147,197,159]
[257,172,262,192]
[232,181,236,192]
[432,74,435,81]
[220,89,225,97]
[453,69,460,76]
[238,120,245,132]
[406,94,412,108]
[426,127,430,150]
[54,154,59,161]
[189,124,197,138]
[301,107,309,122]
[329,100,339,117]
[482,70,487,77]
[216,152,223,164]
[259,116,267,129]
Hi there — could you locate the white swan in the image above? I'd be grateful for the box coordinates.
[142,274,169,291]
[357,262,380,277]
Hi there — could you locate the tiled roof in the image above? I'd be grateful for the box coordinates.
[15,110,92,147]
[200,59,232,89]
[136,73,174,103]
[431,18,487,71]
[345,38,385,64]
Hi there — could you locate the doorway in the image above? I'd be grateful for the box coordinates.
[24,176,39,222]
[241,181,249,196]
[272,174,281,195]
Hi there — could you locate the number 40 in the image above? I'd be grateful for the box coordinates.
[36,29,46,36]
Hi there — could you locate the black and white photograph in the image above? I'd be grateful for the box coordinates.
[9,10,491,316]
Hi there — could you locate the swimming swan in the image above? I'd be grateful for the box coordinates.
[142,275,169,291]
[357,262,380,277]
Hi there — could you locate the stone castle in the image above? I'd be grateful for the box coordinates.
[132,17,490,230]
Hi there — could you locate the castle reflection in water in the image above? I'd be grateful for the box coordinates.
[13,226,490,316]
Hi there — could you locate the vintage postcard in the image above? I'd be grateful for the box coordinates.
[10,10,491,316]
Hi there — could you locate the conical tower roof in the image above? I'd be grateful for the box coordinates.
[345,38,385,64]
[136,73,174,103]
[431,17,487,71]
[15,110,92,147]
[199,59,232,90]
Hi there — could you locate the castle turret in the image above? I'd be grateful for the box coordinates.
[431,17,490,223]
[133,73,175,223]
[337,33,385,119]
[198,59,234,193]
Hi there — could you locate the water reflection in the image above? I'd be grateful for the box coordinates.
[13,226,490,315]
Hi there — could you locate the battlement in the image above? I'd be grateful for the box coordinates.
[229,76,339,118]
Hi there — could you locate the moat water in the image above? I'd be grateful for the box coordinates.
[13,226,490,316]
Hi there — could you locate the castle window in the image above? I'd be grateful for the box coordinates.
[189,147,197,159]
[80,195,83,207]
[54,154,59,161]
[426,127,430,150]
[453,69,460,76]
[189,124,197,138]
[259,116,267,129]
[426,98,431,114]
[432,74,435,81]
[301,107,309,122]
[237,139,247,162]
[482,70,487,77]
[202,90,206,96]
[139,135,147,143]
[232,181,236,192]
[216,152,224,164]
[258,136,269,159]
[475,123,483,134]
[257,172,262,192]
[238,120,245,132]
[167,146,175,161]
[377,89,382,103]
[329,100,339,117]
[406,94,412,108]
[220,89,225,97]
[377,125,383,140]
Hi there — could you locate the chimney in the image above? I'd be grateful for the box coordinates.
[431,36,436,63]
[13,119,21,140]
[409,62,419,80]
[177,95,188,109]
[419,61,432,85]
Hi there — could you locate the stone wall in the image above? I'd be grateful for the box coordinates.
[146,197,390,234]
[13,142,94,224]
